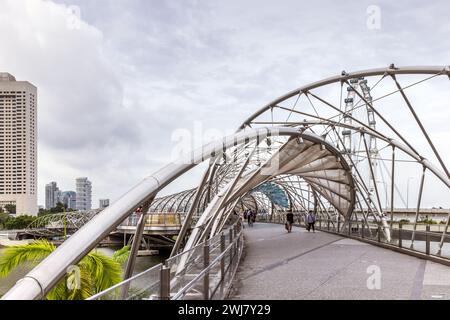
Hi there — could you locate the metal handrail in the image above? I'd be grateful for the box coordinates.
[165,220,235,264]
[281,217,450,261]
[87,262,163,300]
[88,218,243,300]
[171,230,242,300]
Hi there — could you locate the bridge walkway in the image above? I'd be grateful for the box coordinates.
[230,223,450,300]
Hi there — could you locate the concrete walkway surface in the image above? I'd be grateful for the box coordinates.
[230,223,450,300]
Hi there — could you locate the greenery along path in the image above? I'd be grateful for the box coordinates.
[0,240,130,300]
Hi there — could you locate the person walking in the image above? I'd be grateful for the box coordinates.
[286,210,294,233]
[239,210,245,229]
[247,209,253,227]
[251,210,257,225]
[306,212,316,233]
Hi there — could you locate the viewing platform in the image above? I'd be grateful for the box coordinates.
[116,213,182,236]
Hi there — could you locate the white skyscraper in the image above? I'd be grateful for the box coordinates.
[0,73,37,215]
[76,177,92,211]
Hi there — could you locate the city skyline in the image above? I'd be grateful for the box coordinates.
[0,0,449,209]
[44,177,110,210]
[1,0,450,303]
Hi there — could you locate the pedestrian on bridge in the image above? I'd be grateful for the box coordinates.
[307,212,316,233]
[247,209,254,227]
[286,210,294,233]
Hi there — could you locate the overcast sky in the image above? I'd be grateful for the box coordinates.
[0,0,449,208]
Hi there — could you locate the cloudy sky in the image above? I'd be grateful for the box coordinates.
[0,0,449,208]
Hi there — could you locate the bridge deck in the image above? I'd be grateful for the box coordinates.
[230,223,450,300]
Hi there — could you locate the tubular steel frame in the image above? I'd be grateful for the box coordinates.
[3,65,450,300]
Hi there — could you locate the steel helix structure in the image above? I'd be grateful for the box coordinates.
[3,65,450,300]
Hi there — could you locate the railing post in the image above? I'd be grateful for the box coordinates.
[229,228,234,261]
[220,234,226,281]
[377,225,381,243]
[233,225,238,256]
[337,217,341,233]
[426,224,430,255]
[361,221,365,239]
[398,222,403,248]
[236,230,240,257]
[160,265,170,300]
[327,219,330,231]
[348,220,351,236]
[203,243,210,300]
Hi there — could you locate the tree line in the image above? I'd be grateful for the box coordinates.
[0,202,76,230]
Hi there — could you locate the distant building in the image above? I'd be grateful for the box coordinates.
[0,73,38,215]
[45,182,61,209]
[61,191,76,210]
[76,177,91,211]
[99,198,109,209]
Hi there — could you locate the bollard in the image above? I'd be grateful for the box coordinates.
[426,225,430,255]
[348,221,351,236]
[327,219,330,231]
[377,226,381,242]
[159,265,171,300]
[398,223,403,248]
[203,244,210,300]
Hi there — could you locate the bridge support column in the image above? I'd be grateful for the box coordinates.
[229,228,234,274]
[220,234,226,281]
[122,199,153,299]
[203,243,210,300]
[361,221,365,239]
[337,217,341,233]
[234,225,238,257]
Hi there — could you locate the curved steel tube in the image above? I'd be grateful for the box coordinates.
[2,127,325,300]
[239,66,450,129]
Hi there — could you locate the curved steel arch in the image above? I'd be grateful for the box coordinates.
[3,65,450,300]
[239,66,450,130]
[3,127,333,300]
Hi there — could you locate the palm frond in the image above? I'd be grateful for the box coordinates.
[112,246,130,264]
[0,240,55,277]
[80,251,123,293]
[46,267,94,300]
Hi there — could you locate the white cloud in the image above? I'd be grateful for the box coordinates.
[0,0,143,206]
[0,0,449,207]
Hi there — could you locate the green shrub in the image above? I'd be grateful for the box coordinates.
[4,215,37,230]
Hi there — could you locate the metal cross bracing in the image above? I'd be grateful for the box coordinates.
[3,65,450,300]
